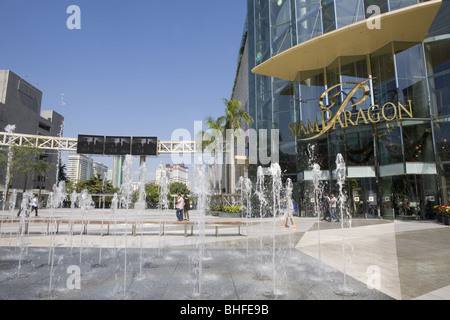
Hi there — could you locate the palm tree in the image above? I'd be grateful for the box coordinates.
[196,129,216,191]
[205,115,225,193]
[222,98,253,194]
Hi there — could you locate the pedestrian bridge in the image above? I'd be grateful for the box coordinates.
[0,131,198,154]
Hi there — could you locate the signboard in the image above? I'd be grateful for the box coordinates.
[104,136,131,155]
[288,78,414,140]
[77,135,158,156]
[131,137,158,156]
[77,135,105,155]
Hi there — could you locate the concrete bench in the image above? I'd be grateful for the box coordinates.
[1,218,245,238]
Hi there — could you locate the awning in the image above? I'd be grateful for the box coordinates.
[251,0,442,81]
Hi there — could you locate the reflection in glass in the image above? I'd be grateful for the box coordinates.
[378,125,403,165]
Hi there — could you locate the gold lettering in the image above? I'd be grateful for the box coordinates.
[302,78,371,140]
[398,100,413,119]
[299,121,309,136]
[368,105,381,123]
[307,119,320,134]
[293,78,415,140]
[335,114,346,129]
[382,102,397,121]
[322,109,331,128]
[344,111,355,127]
[288,122,297,138]
[356,108,369,125]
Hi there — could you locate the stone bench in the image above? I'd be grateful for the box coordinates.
[2,218,245,238]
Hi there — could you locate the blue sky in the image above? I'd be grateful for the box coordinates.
[0,0,247,182]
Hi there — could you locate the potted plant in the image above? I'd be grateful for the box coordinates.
[444,206,450,226]
[434,205,450,224]
[210,205,223,216]
[434,205,443,223]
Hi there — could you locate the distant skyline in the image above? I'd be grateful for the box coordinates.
[0,0,247,183]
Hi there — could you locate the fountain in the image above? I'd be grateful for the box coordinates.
[0,150,394,301]
[334,153,357,296]
[16,190,33,279]
[118,155,134,299]
[136,161,148,278]
[78,189,94,266]
[2,124,16,212]
[191,163,211,298]
[8,189,17,216]
[312,163,322,262]
[157,175,169,256]
[236,176,252,256]
[263,162,284,298]
[253,166,270,281]
[47,182,67,295]
[111,193,119,213]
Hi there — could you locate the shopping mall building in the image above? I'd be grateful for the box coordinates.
[232,0,449,219]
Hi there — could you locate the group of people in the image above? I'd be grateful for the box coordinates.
[321,193,340,222]
[175,194,191,221]
[17,195,39,217]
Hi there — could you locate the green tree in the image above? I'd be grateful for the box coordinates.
[34,155,54,198]
[75,174,118,208]
[58,158,68,183]
[0,145,44,195]
[169,181,190,195]
[145,182,160,209]
[222,98,253,194]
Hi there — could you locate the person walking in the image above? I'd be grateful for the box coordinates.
[322,193,330,222]
[30,195,39,217]
[281,199,297,228]
[329,193,339,222]
[175,194,184,221]
[183,194,190,221]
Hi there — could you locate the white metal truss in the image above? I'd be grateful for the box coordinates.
[157,140,198,154]
[0,131,78,151]
[0,131,199,154]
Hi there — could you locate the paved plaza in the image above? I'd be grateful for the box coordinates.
[0,208,449,300]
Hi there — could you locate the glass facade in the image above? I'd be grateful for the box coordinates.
[247,0,450,219]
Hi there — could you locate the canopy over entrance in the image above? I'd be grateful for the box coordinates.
[251,0,442,81]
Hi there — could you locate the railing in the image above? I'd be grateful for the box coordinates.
[0,131,199,154]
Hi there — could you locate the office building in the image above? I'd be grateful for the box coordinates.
[233,0,449,219]
[166,163,190,189]
[0,70,64,193]
[67,153,94,182]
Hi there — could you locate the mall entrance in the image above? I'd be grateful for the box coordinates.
[380,174,438,220]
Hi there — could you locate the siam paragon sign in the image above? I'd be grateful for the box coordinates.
[288,79,414,140]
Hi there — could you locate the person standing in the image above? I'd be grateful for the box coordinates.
[329,193,339,222]
[183,194,190,221]
[175,194,184,221]
[322,193,330,222]
[31,195,39,217]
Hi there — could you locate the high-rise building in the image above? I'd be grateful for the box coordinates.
[93,162,108,180]
[166,163,190,190]
[67,154,94,183]
[112,156,125,188]
[233,0,449,219]
[0,70,64,193]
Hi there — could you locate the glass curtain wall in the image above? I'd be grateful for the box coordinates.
[248,0,298,182]
[248,0,447,218]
